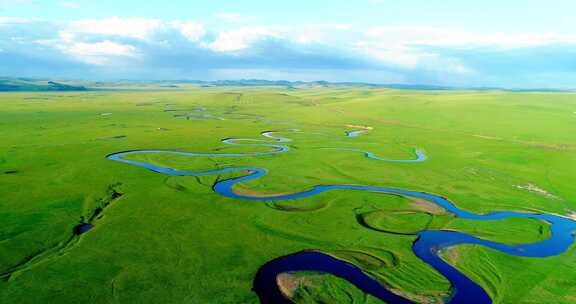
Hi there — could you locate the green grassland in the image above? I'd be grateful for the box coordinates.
[1,87,576,303]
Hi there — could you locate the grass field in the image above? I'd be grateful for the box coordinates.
[1,86,576,303]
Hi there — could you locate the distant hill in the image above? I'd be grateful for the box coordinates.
[0,77,571,92]
[158,79,572,92]
[0,78,88,92]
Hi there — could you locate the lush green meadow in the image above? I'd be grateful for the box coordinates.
[1,86,576,303]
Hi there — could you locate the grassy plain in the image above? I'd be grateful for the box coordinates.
[1,86,575,303]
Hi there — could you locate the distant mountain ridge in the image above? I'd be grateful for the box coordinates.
[0,78,88,92]
[0,77,571,92]
[154,79,573,92]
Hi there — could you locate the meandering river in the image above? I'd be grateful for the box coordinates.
[107,130,576,304]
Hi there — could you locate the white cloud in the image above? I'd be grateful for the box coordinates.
[206,27,280,52]
[355,43,428,69]
[216,13,255,23]
[294,23,353,44]
[365,26,576,49]
[60,40,139,65]
[58,30,75,43]
[50,18,206,65]
[351,25,576,74]
[355,40,475,76]
[170,21,205,42]
[60,17,207,45]
[66,17,162,40]
[3,16,575,85]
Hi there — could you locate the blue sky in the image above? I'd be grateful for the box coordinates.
[1,0,576,87]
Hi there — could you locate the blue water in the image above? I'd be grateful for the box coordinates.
[321,148,427,163]
[346,130,367,137]
[73,223,93,235]
[254,251,414,304]
[107,130,576,304]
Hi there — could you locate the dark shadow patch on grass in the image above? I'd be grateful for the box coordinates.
[266,200,328,212]
[355,211,433,236]
[329,249,399,270]
[164,177,189,192]
[97,135,127,141]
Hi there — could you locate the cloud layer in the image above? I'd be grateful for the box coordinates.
[1,16,575,88]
